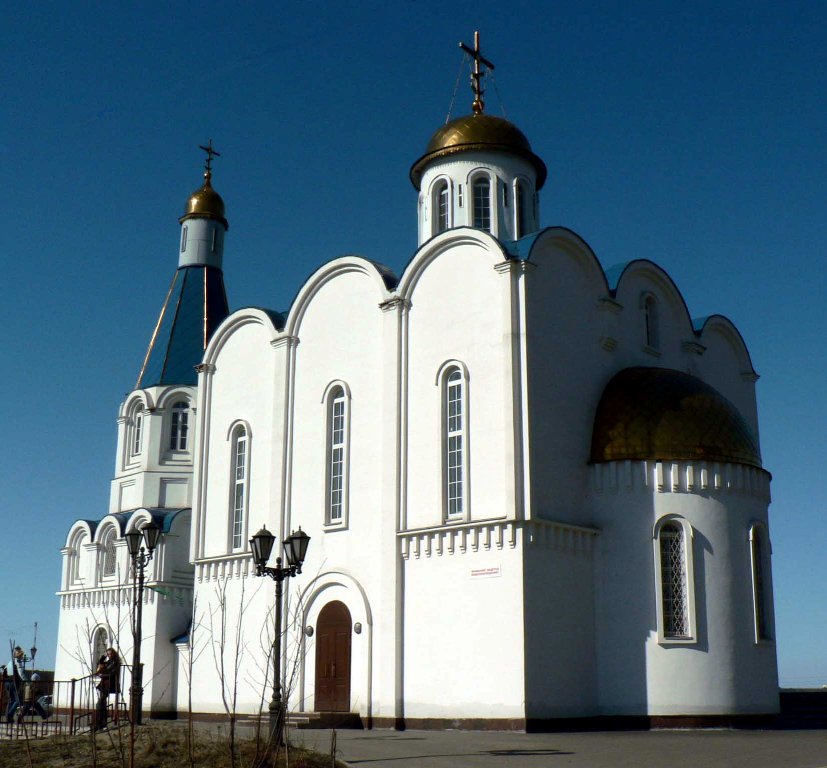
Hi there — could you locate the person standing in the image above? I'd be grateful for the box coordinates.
[94,647,121,731]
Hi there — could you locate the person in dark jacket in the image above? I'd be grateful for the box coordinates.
[94,648,121,731]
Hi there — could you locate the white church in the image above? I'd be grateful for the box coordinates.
[55,38,779,729]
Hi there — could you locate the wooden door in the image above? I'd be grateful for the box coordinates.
[315,600,352,711]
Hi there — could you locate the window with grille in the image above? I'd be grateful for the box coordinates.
[473,177,491,231]
[444,368,465,519]
[751,527,771,641]
[169,401,189,451]
[101,528,117,577]
[434,181,449,234]
[230,426,248,550]
[326,387,348,524]
[659,523,689,637]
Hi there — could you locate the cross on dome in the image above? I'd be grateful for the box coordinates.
[459,31,495,115]
[198,139,221,177]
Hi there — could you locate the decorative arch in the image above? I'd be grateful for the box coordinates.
[694,314,757,377]
[607,259,695,339]
[520,227,609,292]
[203,308,284,368]
[297,570,374,717]
[397,228,507,302]
[284,256,396,339]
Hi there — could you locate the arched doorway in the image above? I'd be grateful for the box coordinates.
[314,600,351,712]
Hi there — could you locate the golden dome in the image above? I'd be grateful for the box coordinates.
[590,367,762,468]
[180,171,228,227]
[410,113,547,190]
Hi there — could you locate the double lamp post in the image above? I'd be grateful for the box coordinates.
[250,525,310,746]
[119,518,308,750]
[124,520,162,726]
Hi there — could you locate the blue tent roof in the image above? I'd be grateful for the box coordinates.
[136,264,229,388]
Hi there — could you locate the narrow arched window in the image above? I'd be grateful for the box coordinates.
[473,177,491,231]
[230,425,248,550]
[515,180,530,238]
[659,523,689,638]
[101,527,117,577]
[70,531,87,585]
[92,627,108,669]
[132,407,143,456]
[326,387,349,525]
[180,226,188,253]
[644,294,660,349]
[169,401,189,451]
[433,181,450,234]
[443,367,467,519]
[751,526,772,641]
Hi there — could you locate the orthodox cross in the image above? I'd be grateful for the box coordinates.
[198,139,221,174]
[459,31,495,115]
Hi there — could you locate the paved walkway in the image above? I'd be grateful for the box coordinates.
[292,727,827,768]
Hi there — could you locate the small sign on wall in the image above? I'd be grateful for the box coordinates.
[470,565,501,579]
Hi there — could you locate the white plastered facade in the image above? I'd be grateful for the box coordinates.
[56,122,779,726]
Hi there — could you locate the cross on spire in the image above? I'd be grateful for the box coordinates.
[198,139,221,176]
[459,31,495,115]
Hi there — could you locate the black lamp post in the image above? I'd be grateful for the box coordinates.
[250,525,310,747]
[124,520,161,727]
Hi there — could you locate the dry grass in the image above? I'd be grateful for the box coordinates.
[0,721,346,768]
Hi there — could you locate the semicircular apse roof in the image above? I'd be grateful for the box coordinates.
[590,367,762,469]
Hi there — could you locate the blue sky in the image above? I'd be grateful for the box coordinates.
[1,2,825,686]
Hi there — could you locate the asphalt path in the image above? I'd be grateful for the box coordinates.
[292,727,827,768]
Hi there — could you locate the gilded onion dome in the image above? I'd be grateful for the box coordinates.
[180,170,228,228]
[590,367,762,469]
[410,113,547,190]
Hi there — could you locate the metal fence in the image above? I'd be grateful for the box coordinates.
[1,666,130,738]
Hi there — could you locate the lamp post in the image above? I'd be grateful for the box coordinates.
[250,525,310,747]
[124,520,161,727]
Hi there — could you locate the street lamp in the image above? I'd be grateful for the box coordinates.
[124,520,161,727]
[250,525,310,747]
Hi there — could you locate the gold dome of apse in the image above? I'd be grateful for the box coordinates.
[590,367,762,469]
[179,171,228,227]
[410,113,547,190]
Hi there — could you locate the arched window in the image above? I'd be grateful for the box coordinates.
[101,527,117,577]
[433,180,450,235]
[131,404,143,456]
[515,180,530,238]
[750,525,772,641]
[658,522,690,638]
[643,294,660,350]
[442,366,468,520]
[325,386,349,525]
[69,530,87,585]
[169,400,189,451]
[180,226,188,253]
[472,176,491,231]
[230,425,248,550]
[92,627,108,669]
